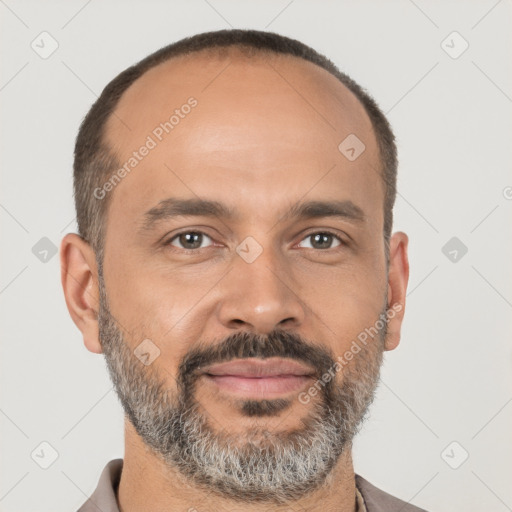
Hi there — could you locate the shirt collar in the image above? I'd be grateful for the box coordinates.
[355,481,368,512]
[78,459,368,512]
[77,458,122,512]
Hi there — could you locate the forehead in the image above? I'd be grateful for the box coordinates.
[106,49,375,151]
[102,49,382,230]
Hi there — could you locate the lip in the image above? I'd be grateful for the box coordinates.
[201,358,316,398]
[203,358,316,378]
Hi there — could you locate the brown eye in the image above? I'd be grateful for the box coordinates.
[168,231,213,250]
[298,232,342,250]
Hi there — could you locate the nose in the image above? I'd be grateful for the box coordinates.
[216,247,306,335]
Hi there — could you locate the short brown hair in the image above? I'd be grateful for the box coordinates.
[73,29,397,264]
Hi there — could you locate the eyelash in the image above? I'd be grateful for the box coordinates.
[164,230,347,252]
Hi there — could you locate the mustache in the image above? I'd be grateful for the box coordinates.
[177,329,337,394]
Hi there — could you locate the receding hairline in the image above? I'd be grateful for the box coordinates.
[106,44,374,142]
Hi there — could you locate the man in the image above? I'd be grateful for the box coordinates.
[60,28,424,511]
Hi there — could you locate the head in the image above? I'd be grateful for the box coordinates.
[61,29,409,504]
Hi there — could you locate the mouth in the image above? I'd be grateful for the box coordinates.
[200,358,316,398]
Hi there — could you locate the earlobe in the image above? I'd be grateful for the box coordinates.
[384,232,409,351]
[60,233,103,354]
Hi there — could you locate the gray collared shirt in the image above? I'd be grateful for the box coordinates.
[77,459,429,512]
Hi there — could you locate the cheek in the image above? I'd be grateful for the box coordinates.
[293,259,387,346]
[104,257,223,373]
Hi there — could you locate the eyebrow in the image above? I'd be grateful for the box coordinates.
[139,197,366,232]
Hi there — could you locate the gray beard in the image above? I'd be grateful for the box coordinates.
[97,273,385,504]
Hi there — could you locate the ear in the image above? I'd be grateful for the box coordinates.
[60,233,102,354]
[384,231,410,351]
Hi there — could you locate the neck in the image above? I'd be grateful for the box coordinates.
[117,418,358,512]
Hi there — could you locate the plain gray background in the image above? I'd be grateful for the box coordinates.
[1,1,511,511]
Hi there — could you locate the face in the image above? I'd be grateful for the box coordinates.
[62,50,409,503]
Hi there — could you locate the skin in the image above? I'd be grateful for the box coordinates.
[61,49,409,512]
